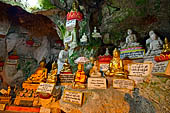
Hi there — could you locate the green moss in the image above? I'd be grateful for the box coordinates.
[135,0,147,6]
[154,0,161,11]
[58,24,66,40]
[38,0,56,10]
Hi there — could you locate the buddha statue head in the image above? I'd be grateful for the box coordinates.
[113,48,120,58]
[52,61,57,70]
[165,37,168,44]
[149,30,155,37]
[13,49,17,55]
[65,59,69,63]
[39,58,46,68]
[127,29,132,35]
[72,0,78,11]
[151,33,157,40]
[77,63,83,71]
[89,57,94,63]
[64,43,69,51]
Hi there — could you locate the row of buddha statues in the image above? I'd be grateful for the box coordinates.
[122,29,170,56]
[23,47,128,88]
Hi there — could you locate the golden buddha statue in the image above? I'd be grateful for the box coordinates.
[60,59,72,73]
[75,63,87,84]
[71,1,78,12]
[0,86,11,96]
[89,60,102,77]
[47,61,58,83]
[162,37,170,52]
[7,86,11,96]
[105,48,127,77]
[25,58,47,83]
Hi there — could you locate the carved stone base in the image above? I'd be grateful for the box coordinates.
[0,96,11,104]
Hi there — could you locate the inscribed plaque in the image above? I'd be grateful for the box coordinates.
[63,90,83,106]
[88,77,107,89]
[113,79,135,90]
[37,83,55,94]
[129,63,152,76]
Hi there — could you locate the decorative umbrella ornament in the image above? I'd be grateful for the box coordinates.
[74,57,90,64]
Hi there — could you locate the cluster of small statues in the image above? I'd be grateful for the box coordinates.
[121,29,170,57]
[12,27,170,90]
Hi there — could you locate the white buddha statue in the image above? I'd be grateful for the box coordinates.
[92,27,101,38]
[146,30,163,50]
[80,33,88,45]
[57,44,69,74]
[104,48,110,56]
[123,29,141,48]
[145,32,163,56]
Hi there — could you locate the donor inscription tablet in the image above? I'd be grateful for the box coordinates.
[88,77,107,89]
[37,83,55,94]
[113,79,135,90]
[129,63,152,76]
[63,90,83,106]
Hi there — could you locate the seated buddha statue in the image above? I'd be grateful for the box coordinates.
[122,29,141,48]
[25,58,47,83]
[89,60,102,77]
[105,48,127,77]
[60,59,72,73]
[75,63,87,84]
[47,61,58,83]
[162,37,170,52]
[145,33,163,56]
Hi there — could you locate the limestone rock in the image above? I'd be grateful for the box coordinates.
[0,38,6,58]
[6,33,18,53]
[33,37,51,63]
[59,88,130,113]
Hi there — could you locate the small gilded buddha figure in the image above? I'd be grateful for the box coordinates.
[105,48,127,77]
[89,60,102,77]
[71,0,78,12]
[0,86,11,96]
[60,59,72,73]
[75,63,87,87]
[25,58,47,83]
[162,37,170,52]
[47,61,58,83]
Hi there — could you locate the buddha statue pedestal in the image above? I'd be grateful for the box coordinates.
[0,96,12,104]
[154,52,170,62]
[59,72,74,85]
[98,51,112,72]
[120,47,145,59]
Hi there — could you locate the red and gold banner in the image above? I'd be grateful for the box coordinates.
[154,52,170,62]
